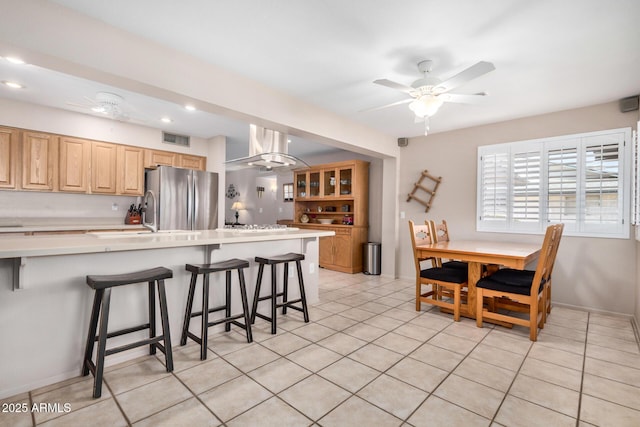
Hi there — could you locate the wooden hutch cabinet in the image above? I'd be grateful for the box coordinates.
[293,159,369,273]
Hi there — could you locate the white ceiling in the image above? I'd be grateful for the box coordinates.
[1,0,639,159]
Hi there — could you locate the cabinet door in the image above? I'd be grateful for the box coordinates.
[309,171,321,197]
[333,232,352,269]
[91,142,117,194]
[59,136,90,193]
[117,145,144,195]
[22,131,57,191]
[338,166,353,196]
[178,154,206,170]
[144,149,177,168]
[323,168,337,197]
[0,127,19,189]
[319,235,334,267]
[295,171,308,198]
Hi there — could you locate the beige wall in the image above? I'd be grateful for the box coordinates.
[399,101,639,315]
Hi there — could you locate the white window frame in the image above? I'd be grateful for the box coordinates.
[477,127,631,239]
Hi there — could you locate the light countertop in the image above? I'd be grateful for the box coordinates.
[0,228,334,259]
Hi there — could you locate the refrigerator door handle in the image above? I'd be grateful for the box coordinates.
[187,171,194,230]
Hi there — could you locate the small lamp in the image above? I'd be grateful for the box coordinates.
[231,201,243,225]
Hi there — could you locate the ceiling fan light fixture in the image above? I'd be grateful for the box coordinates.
[409,95,443,118]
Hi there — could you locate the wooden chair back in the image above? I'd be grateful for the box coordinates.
[431,219,452,243]
[530,223,564,297]
[408,220,434,274]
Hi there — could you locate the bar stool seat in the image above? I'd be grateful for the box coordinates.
[250,252,309,334]
[82,267,174,398]
[181,258,253,360]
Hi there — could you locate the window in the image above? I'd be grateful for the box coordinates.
[283,183,294,202]
[477,128,631,238]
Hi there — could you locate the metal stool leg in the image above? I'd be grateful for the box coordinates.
[82,289,103,376]
[282,263,289,315]
[296,260,310,323]
[181,272,197,346]
[157,279,173,371]
[250,264,265,325]
[237,268,253,343]
[93,288,112,399]
[225,270,232,332]
[148,281,157,355]
[200,273,210,360]
[270,264,277,334]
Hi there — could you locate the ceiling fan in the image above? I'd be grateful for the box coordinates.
[371,60,495,134]
[66,91,139,122]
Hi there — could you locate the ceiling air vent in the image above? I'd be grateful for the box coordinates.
[162,132,190,147]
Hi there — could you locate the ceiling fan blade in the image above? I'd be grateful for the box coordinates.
[434,61,495,93]
[359,98,412,113]
[439,92,488,104]
[373,79,415,94]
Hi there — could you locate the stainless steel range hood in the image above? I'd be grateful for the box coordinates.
[225,125,308,172]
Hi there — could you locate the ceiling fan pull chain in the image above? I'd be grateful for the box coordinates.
[424,117,430,136]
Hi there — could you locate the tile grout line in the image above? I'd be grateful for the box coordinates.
[575,311,590,427]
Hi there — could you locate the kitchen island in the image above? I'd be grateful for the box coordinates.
[0,227,333,399]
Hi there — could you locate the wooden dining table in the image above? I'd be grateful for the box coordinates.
[415,240,541,318]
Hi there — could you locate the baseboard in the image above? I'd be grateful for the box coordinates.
[552,301,634,320]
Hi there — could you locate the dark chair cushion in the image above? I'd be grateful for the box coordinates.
[442,261,469,271]
[488,268,536,287]
[420,267,467,284]
[476,268,546,296]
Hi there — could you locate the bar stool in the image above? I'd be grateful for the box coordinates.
[250,253,309,334]
[181,259,253,360]
[82,267,174,398]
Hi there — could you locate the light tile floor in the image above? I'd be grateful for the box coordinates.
[2,269,640,426]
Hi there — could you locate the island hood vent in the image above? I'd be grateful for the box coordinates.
[225,124,308,173]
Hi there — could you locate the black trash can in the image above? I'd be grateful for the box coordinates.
[363,242,381,275]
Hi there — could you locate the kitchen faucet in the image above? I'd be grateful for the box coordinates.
[141,190,158,232]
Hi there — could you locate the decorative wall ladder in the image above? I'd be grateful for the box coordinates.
[407,170,442,212]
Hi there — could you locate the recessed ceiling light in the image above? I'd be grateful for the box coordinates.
[2,81,24,89]
[185,105,196,111]
[287,139,292,143]
[161,117,172,123]
[5,56,25,65]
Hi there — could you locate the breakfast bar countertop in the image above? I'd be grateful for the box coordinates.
[0,228,335,259]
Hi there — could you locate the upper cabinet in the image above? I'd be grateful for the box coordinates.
[144,149,206,171]
[117,145,144,195]
[177,154,206,171]
[0,127,19,189]
[294,159,369,227]
[59,136,90,193]
[91,142,118,194]
[144,149,177,168]
[0,125,208,195]
[22,131,58,191]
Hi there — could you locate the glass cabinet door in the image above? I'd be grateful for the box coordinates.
[309,171,320,197]
[323,169,336,197]
[339,167,353,196]
[295,172,307,198]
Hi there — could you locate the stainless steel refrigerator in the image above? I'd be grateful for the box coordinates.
[144,166,218,230]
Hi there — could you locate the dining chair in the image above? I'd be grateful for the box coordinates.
[543,224,564,322]
[409,220,468,321]
[475,223,564,341]
[428,219,469,272]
